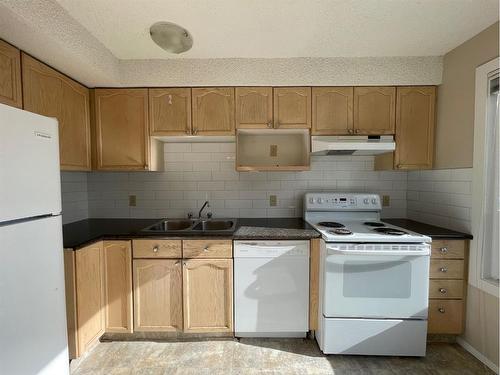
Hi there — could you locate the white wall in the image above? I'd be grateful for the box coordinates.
[86,142,407,219]
[407,168,472,232]
[60,172,89,224]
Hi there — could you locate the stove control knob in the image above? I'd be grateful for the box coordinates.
[309,197,314,204]
[371,198,377,204]
[363,198,369,204]
[316,198,322,204]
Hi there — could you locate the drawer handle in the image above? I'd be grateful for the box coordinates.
[439,267,448,273]
[152,246,159,253]
[203,246,210,252]
[174,260,180,265]
[439,247,448,254]
[438,307,446,314]
[439,288,447,294]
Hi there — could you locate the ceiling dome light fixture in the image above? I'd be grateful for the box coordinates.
[150,21,193,54]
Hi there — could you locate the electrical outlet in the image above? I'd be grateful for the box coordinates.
[270,144,278,157]
[269,195,277,207]
[129,195,137,207]
[382,195,390,207]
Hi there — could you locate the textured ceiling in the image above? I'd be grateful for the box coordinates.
[54,0,499,59]
[0,0,496,87]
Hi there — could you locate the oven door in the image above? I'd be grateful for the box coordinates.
[323,243,430,319]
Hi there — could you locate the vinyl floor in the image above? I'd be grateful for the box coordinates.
[70,338,495,374]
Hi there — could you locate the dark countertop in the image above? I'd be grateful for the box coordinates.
[382,218,473,240]
[63,217,319,249]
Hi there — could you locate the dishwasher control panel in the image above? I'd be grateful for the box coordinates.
[234,241,310,258]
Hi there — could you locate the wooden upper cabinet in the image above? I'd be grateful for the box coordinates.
[312,87,353,135]
[149,88,191,136]
[93,88,150,170]
[353,87,396,134]
[192,87,235,135]
[235,87,273,129]
[394,86,436,169]
[183,259,233,333]
[22,53,91,170]
[75,242,105,355]
[133,259,183,332]
[273,87,311,128]
[0,40,22,108]
[103,241,133,333]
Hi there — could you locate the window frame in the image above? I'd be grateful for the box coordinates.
[470,57,500,297]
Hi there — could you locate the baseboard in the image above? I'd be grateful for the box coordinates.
[456,337,499,374]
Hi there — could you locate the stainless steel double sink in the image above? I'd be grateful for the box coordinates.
[141,218,237,234]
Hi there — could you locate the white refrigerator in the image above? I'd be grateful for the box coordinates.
[0,104,69,374]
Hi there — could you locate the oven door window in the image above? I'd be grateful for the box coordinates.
[343,260,411,298]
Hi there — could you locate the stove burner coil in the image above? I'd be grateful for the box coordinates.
[373,227,407,236]
[364,222,385,227]
[328,228,353,235]
[318,222,345,228]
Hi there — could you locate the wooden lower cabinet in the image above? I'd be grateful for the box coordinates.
[64,242,105,359]
[428,300,464,334]
[183,259,233,333]
[427,239,468,335]
[133,259,183,332]
[103,241,133,333]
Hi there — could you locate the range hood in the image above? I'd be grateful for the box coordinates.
[311,135,395,156]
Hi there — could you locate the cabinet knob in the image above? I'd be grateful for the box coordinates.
[439,267,448,273]
[439,288,447,294]
[192,128,198,135]
[396,164,402,169]
[267,122,273,128]
[438,307,446,314]
[439,247,448,254]
[152,246,159,253]
[355,129,360,134]
[203,246,209,252]
[174,260,180,265]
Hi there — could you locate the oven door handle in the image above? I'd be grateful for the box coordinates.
[326,248,430,256]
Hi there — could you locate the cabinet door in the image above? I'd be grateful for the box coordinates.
[149,88,191,135]
[312,87,353,135]
[353,87,395,134]
[394,86,435,170]
[235,87,273,129]
[133,259,183,332]
[183,259,233,333]
[273,87,311,128]
[75,242,105,355]
[22,53,91,170]
[0,40,22,108]
[192,88,234,135]
[93,89,149,170]
[103,241,132,333]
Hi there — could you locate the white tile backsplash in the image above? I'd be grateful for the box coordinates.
[407,168,472,232]
[61,172,89,224]
[85,142,407,219]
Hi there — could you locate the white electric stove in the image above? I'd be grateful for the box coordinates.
[304,192,431,357]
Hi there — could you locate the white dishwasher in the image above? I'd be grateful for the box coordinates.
[234,240,310,337]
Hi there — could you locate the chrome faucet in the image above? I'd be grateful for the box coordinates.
[198,200,211,218]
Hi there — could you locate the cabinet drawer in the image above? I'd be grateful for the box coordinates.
[428,300,464,334]
[429,259,464,279]
[429,280,464,299]
[182,240,232,259]
[431,240,465,259]
[132,240,182,258]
